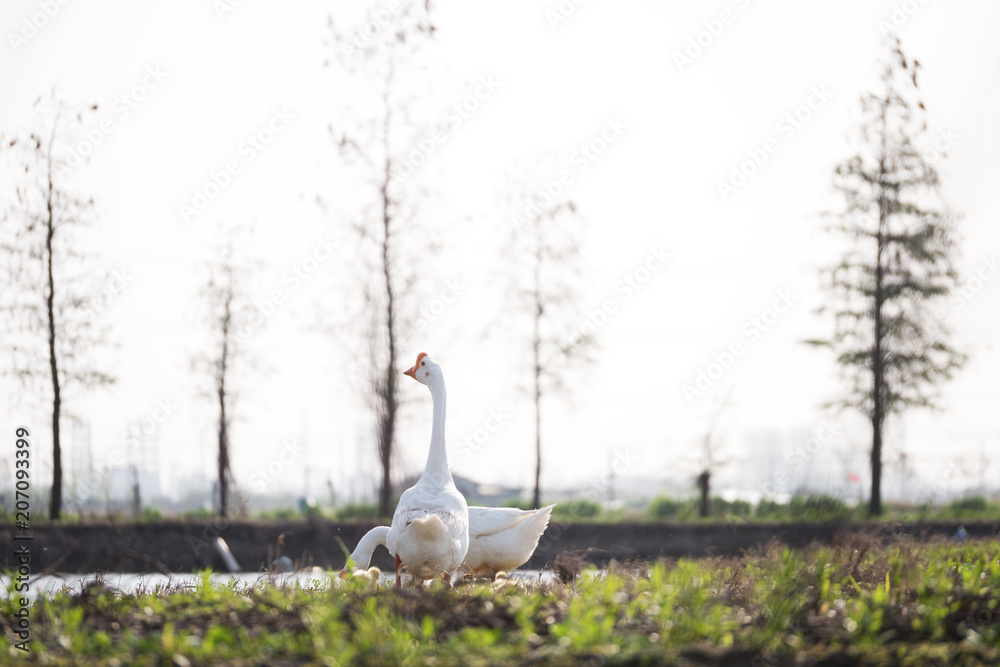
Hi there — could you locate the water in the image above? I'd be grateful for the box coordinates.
[1,570,559,602]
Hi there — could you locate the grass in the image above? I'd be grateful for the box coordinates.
[643,494,1000,524]
[2,535,999,665]
[11,493,997,525]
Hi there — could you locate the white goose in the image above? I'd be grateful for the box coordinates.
[341,504,554,579]
[385,353,469,587]
[462,504,555,577]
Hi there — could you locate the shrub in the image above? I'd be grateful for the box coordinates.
[788,494,851,521]
[711,498,752,517]
[552,499,602,520]
[336,503,381,521]
[647,496,684,519]
[755,498,784,519]
[301,504,324,520]
[142,507,163,521]
[940,495,1000,519]
[647,496,698,520]
[947,496,989,514]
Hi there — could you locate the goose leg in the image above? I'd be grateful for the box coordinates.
[394,554,402,589]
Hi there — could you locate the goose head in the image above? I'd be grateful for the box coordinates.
[403,352,442,386]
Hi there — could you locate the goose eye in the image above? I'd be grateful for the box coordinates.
[421,361,425,366]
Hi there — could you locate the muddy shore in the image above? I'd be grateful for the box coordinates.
[1,519,996,574]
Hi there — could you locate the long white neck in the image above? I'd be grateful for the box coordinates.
[348,526,389,569]
[418,373,452,487]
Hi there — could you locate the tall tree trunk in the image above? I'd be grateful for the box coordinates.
[697,471,710,518]
[871,246,885,518]
[377,101,397,518]
[378,346,396,518]
[870,125,888,518]
[218,385,228,517]
[44,135,62,521]
[532,258,543,509]
[217,294,231,518]
[532,346,541,510]
[870,414,883,516]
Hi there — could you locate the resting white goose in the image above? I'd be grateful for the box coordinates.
[341,504,555,579]
[385,353,469,587]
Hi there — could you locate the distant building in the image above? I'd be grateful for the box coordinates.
[108,466,161,504]
[743,428,785,496]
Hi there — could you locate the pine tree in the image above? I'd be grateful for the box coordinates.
[809,39,966,516]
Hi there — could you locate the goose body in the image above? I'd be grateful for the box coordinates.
[463,504,554,577]
[343,504,554,578]
[384,353,469,585]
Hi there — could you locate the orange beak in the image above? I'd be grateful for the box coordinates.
[403,352,428,380]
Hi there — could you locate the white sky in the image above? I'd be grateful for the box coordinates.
[1,0,998,505]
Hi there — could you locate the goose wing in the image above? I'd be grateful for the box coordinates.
[468,505,554,539]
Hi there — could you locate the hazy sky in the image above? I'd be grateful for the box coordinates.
[1,0,998,506]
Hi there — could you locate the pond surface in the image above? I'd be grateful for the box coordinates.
[1,570,560,601]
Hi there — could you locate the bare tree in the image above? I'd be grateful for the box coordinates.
[192,235,258,518]
[808,38,965,516]
[693,388,737,517]
[0,95,114,520]
[502,162,594,509]
[323,1,440,517]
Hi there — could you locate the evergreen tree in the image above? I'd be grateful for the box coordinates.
[808,39,966,516]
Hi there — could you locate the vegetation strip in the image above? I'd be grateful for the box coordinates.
[2,538,998,665]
